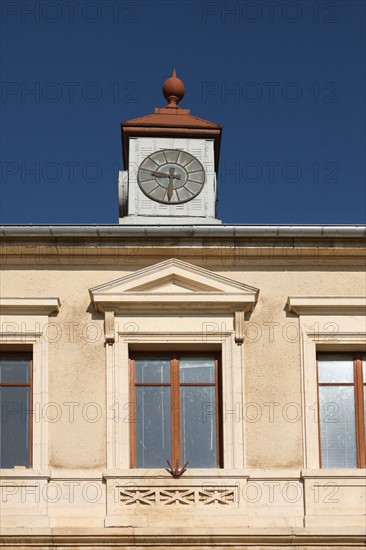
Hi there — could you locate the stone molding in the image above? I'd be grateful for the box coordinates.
[287,296,366,315]
[89,259,258,350]
[0,297,60,469]
[0,297,60,315]
[90,258,259,313]
[287,299,366,469]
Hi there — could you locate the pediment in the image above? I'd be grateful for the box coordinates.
[89,258,258,313]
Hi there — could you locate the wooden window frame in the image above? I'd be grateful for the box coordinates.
[0,351,33,468]
[316,353,366,468]
[129,352,222,469]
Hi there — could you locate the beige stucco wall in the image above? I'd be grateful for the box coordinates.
[1,259,365,471]
[0,242,365,547]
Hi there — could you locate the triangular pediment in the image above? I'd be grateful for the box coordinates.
[131,274,219,293]
[89,258,258,312]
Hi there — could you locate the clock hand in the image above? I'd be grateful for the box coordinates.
[150,170,167,178]
[167,168,175,201]
[151,170,181,180]
[150,167,181,201]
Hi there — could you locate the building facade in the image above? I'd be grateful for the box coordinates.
[0,72,365,549]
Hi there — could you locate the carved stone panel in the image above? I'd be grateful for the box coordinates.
[118,485,237,507]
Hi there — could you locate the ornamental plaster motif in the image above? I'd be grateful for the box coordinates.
[119,485,237,506]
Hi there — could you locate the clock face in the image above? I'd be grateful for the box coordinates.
[137,149,205,204]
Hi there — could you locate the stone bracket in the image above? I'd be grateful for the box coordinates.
[234,310,244,345]
[104,310,115,345]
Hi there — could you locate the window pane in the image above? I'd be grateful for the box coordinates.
[364,386,366,439]
[0,356,30,384]
[362,356,366,439]
[135,358,170,384]
[0,386,30,468]
[319,386,357,468]
[318,355,354,383]
[180,356,215,383]
[180,386,217,467]
[135,387,171,467]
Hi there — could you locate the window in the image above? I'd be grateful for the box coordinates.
[317,353,366,468]
[0,353,32,468]
[129,354,221,468]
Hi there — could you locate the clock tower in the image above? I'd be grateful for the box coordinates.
[119,70,222,224]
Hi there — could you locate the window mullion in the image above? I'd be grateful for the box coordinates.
[170,355,181,466]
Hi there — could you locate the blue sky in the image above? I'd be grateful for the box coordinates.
[1,0,365,224]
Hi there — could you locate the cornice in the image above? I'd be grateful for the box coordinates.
[1,224,365,239]
[0,297,60,315]
[90,258,259,314]
[0,532,365,546]
[1,225,365,264]
[287,296,366,316]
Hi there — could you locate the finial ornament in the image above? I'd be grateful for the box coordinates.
[166,458,189,477]
[162,69,185,108]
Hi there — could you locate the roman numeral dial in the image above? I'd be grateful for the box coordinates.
[137,149,205,205]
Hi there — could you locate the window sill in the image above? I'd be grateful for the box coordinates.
[103,468,249,480]
[301,468,366,479]
[0,469,50,479]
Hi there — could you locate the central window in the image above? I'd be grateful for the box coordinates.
[129,354,221,468]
